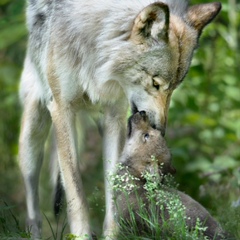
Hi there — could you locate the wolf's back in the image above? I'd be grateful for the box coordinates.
[24,0,221,105]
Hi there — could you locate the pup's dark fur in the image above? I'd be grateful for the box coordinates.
[114,112,229,240]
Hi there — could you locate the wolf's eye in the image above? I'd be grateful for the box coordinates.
[152,79,160,90]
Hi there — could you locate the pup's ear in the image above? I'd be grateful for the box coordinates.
[130,2,169,45]
[187,2,221,34]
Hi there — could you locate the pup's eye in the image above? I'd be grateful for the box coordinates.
[152,79,160,90]
[143,133,149,141]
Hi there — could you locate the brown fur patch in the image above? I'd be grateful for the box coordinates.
[187,3,221,32]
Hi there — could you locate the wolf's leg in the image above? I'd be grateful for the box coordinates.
[48,129,65,216]
[19,97,51,239]
[102,102,128,238]
[48,99,91,238]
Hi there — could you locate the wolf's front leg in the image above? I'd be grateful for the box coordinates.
[48,99,91,239]
[102,103,128,239]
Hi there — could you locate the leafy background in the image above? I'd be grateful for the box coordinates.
[0,0,239,238]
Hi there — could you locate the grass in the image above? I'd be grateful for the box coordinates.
[0,199,81,240]
[110,163,239,240]
[0,200,31,239]
[0,157,240,240]
[0,169,239,239]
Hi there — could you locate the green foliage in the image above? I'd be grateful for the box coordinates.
[111,166,216,240]
[167,0,240,203]
[43,212,68,240]
[64,233,92,240]
[0,4,27,237]
[0,0,26,170]
[0,200,31,239]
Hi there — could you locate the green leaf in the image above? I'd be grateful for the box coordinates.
[213,156,239,171]
[0,0,12,6]
[0,23,27,50]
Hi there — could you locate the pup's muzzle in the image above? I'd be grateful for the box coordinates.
[127,111,149,137]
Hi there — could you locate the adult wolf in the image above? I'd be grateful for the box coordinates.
[19,0,221,238]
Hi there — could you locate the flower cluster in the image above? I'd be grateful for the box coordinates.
[108,163,140,193]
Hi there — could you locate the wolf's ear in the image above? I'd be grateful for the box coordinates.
[130,2,169,45]
[187,2,221,33]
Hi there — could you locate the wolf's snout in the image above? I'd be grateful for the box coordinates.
[152,122,165,136]
[148,118,165,136]
[131,111,166,136]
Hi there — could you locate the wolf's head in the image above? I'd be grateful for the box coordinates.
[114,1,221,135]
[120,111,175,180]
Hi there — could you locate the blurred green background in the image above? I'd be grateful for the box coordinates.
[0,0,239,239]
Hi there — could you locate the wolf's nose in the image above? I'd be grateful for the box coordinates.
[139,111,146,117]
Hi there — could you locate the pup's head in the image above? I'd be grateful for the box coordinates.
[120,111,176,180]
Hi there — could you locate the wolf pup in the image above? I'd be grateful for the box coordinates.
[113,111,229,240]
[19,0,221,238]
